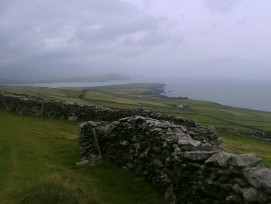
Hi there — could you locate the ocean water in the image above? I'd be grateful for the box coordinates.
[159,78,271,112]
[7,77,271,112]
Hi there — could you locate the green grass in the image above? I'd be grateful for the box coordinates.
[90,83,165,96]
[0,110,165,203]
[19,174,97,204]
[220,133,271,166]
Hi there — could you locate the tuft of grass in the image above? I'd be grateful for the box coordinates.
[18,174,98,204]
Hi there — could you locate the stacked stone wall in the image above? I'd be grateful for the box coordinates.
[80,117,271,204]
[0,93,196,126]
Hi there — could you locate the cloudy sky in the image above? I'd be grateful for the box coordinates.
[0,0,271,80]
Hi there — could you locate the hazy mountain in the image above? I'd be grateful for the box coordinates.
[0,73,129,84]
[0,79,30,85]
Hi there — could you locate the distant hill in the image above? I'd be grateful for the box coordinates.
[0,73,129,84]
[0,79,30,85]
[36,73,129,83]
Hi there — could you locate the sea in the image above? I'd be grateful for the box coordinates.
[160,77,271,113]
[6,77,271,112]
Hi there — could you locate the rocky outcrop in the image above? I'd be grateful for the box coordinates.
[80,116,271,204]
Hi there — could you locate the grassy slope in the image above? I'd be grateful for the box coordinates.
[0,110,164,203]
[1,85,271,165]
[220,133,271,166]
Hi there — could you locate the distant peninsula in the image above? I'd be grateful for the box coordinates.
[0,73,129,84]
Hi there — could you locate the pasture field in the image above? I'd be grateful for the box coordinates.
[0,110,165,203]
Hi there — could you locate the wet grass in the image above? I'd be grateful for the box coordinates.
[0,110,165,203]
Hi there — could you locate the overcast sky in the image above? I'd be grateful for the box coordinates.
[0,0,271,80]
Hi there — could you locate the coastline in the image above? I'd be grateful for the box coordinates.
[1,78,271,112]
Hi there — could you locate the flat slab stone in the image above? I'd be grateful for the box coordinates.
[183,151,218,161]
[205,152,262,168]
[76,160,89,166]
[228,153,262,168]
[205,151,233,167]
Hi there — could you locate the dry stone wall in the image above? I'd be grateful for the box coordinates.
[80,117,271,204]
[0,93,196,126]
[1,92,271,203]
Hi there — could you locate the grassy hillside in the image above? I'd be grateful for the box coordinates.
[1,85,271,137]
[90,83,166,96]
[1,84,271,166]
[0,110,165,203]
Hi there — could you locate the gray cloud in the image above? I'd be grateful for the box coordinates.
[0,0,181,79]
[0,0,17,15]
[0,0,271,80]
[205,0,242,13]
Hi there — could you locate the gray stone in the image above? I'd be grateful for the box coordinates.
[228,153,262,168]
[243,167,271,193]
[242,187,265,203]
[186,131,196,135]
[68,115,78,121]
[205,151,233,167]
[76,160,89,166]
[178,134,201,147]
[88,154,102,166]
[198,143,216,151]
[183,151,217,161]
[233,183,242,193]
